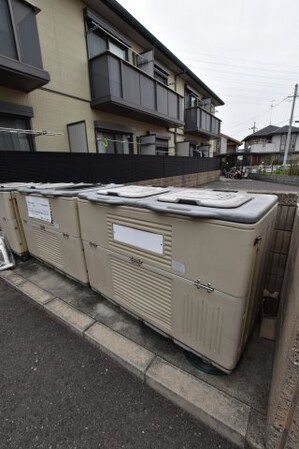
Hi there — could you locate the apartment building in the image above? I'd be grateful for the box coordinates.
[0,0,223,156]
[243,125,299,165]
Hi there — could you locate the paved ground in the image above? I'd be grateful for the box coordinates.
[205,177,299,192]
[0,280,238,449]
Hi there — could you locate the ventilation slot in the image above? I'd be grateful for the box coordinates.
[111,257,172,331]
[33,228,63,268]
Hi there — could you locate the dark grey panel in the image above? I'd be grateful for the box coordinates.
[0,55,50,92]
[140,75,155,110]
[108,56,121,97]
[0,100,33,117]
[156,84,168,115]
[185,108,198,129]
[167,90,178,119]
[90,56,110,98]
[122,63,140,104]
[94,120,135,134]
[136,49,154,76]
[179,97,184,121]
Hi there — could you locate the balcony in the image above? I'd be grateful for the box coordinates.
[89,51,184,128]
[0,55,50,92]
[185,106,221,138]
[246,143,277,154]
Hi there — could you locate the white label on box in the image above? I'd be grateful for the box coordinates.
[26,196,52,223]
[112,224,163,254]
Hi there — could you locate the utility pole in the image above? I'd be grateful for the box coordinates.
[249,121,257,133]
[283,83,298,166]
[270,100,276,124]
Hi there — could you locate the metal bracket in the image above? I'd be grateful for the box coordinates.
[194,279,214,293]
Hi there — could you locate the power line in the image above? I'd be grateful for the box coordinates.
[173,48,299,70]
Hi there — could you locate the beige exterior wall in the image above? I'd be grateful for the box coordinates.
[1,0,220,156]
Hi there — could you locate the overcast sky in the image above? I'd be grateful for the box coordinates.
[117,0,299,141]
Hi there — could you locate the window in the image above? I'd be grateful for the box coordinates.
[96,130,133,154]
[86,17,127,61]
[154,64,168,85]
[0,114,33,151]
[185,87,201,109]
[155,136,169,155]
[0,0,43,68]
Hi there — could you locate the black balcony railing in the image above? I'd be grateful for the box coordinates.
[185,106,221,137]
[89,51,184,128]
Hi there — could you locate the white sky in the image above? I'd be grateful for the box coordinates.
[117,0,299,141]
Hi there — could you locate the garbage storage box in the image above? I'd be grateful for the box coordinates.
[78,186,278,372]
[16,183,105,283]
[0,183,41,257]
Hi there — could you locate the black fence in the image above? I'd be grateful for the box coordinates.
[0,152,220,184]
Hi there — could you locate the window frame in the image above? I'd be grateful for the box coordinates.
[0,100,34,152]
[0,0,43,69]
[85,15,128,62]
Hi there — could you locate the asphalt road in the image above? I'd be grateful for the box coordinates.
[0,280,237,449]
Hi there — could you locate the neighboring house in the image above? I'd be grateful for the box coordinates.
[0,0,223,156]
[214,134,241,157]
[242,125,299,165]
[213,134,241,167]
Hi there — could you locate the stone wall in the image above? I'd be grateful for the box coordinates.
[134,170,220,188]
[249,174,299,187]
[262,193,298,296]
[266,208,299,449]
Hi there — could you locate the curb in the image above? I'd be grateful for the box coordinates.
[0,269,265,449]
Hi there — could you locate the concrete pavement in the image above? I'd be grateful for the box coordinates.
[0,280,237,449]
[0,260,272,448]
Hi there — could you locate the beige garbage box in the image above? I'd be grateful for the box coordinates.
[78,186,278,373]
[0,183,41,258]
[15,183,105,283]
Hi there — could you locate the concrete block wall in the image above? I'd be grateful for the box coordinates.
[261,193,298,295]
[134,170,220,188]
[266,207,299,449]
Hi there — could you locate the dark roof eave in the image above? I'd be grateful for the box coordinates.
[101,0,224,106]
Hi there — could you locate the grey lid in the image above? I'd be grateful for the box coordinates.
[31,183,106,197]
[158,189,251,208]
[0,182,41,192]
[139,189,278,223]
[97,185,170,198]
[78,185,170,204]
[18,183,97,196]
